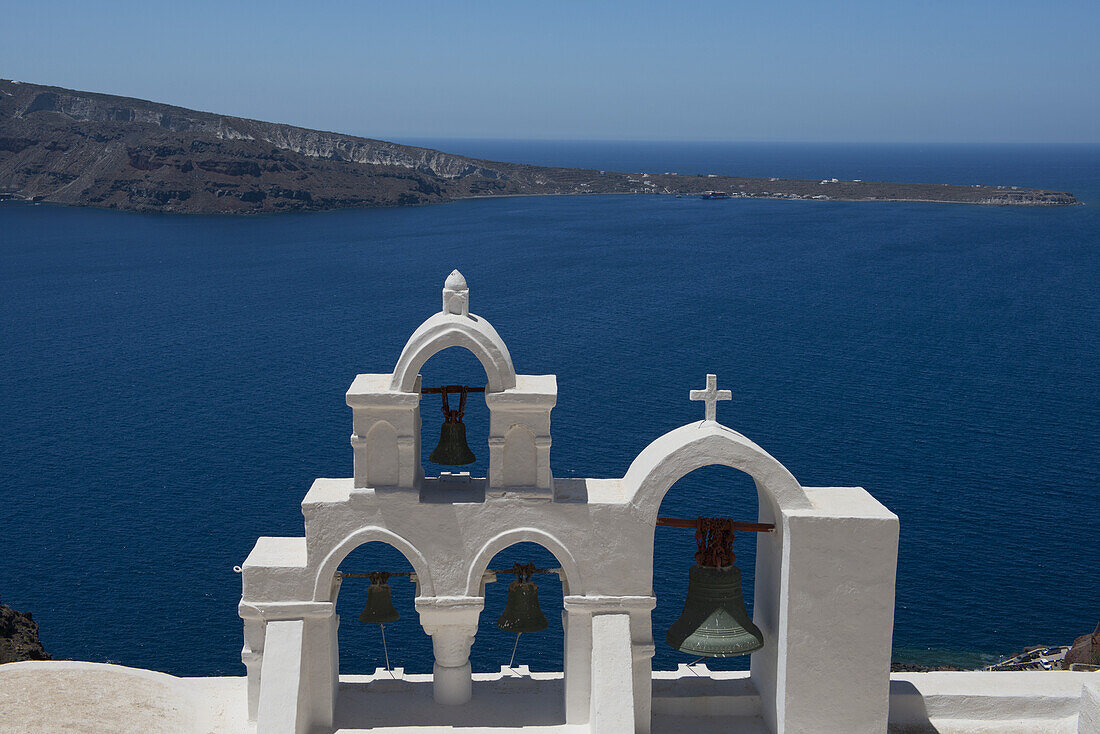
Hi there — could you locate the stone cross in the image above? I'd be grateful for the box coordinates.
[690,373,731,423]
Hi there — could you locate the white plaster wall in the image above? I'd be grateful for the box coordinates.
[777,487,899,734]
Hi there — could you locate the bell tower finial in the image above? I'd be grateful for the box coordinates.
[443,269,469,316]
[690,374,732,423]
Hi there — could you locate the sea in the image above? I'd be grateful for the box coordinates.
[1,142,1097,677]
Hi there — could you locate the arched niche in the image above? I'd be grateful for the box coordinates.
[502,425,537,487]
[465,528,584,598]
[391,312,517,394]
[313,527,435,602]
[365,421,399,486]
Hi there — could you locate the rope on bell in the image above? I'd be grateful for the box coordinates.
[439,385,468,424]
[429,385,477,465]
[695,517,736,568]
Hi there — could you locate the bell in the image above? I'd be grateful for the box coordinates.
[496,578,549,634]
[429,420,476,465]
[666,563,764,657]
[358,579,400,624]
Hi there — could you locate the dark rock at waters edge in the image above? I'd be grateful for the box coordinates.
[0,603,51,663]
[1062,624,1100,669]
[891,661,965,672]
[0,79,1078,215]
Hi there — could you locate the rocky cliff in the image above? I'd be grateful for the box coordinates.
[0,603,50,664]
[0,80,1078,214]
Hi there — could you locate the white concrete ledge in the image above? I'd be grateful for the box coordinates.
[0,661,247,734]
[889,671,1096,727]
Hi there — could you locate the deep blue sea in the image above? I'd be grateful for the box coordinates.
[1,142,1097,677]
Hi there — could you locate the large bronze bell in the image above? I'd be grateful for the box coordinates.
[358,574,400,624]
[428,388,476,465]
[666,563,764,657]
[496,564,549,634]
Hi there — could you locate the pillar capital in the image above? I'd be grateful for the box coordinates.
[414,595,483,705]
[563,595,656,615]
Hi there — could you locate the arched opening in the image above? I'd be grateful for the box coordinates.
[417,345,491,479]
[455,539,572,730]
[652,465,762,672]
[470,541,568,673]
[331,542,431,676]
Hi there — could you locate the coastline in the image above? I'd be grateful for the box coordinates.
[0,187,1079,219]
[0,80,1078,216]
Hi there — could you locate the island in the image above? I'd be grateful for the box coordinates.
[0,80,1078,214]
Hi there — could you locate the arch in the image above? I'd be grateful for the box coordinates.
[365,420,399,486]
[623,421,811,525]
[465,528,585,597]
[391,311,517,393]
[312,526,435,601]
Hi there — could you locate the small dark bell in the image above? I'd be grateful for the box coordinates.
[666,563,764,657]
[496,579,549,634]
[429,420,476,465]
[358,581,400,624]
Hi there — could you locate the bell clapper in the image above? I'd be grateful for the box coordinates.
[380,623,392,674]
[508,632,521,671]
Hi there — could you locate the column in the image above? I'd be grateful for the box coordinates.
[562,604,593,724]
[241,617,265,721]
[590,613,635,734]
[416,596,484,705]
[563,596,657,731]
[238,601,337,730]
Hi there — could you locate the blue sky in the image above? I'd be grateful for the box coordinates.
[2,1,1097,143]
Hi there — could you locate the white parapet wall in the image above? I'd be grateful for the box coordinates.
[2,662,1097,732]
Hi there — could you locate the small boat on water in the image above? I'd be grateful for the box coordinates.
[701,191,730,199]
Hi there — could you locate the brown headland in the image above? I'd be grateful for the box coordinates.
[0,80,1078,214]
